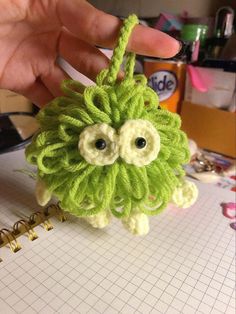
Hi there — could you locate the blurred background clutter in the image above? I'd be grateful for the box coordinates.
[0,0,235,190]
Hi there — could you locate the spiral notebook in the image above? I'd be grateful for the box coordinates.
[0,149,235,314]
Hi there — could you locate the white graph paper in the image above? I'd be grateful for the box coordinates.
[0,149,235,314]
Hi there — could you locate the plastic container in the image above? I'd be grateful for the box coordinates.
[181,24,208,46]
[144,59,186,113]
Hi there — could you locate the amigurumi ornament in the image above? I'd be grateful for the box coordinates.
[26,15,198,235]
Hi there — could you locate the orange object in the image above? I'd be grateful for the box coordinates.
[144,59,186,113]
[181,101,236,158]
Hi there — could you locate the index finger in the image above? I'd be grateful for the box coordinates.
[57,0,181,58]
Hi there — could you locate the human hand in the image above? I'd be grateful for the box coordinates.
[0,0,181,107]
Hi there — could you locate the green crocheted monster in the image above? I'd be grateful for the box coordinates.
[26,15,198,235]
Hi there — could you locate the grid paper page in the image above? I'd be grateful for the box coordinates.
[0,149,235,314]
[0,150,38,229]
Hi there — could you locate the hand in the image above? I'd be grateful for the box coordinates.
[0,0,181,107]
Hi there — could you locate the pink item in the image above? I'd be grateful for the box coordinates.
[187,65,208,92]
[222,202,236,219]
[154,13,182,32]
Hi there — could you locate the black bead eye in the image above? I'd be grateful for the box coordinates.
[135,137,146,149]
[95,138,107,150]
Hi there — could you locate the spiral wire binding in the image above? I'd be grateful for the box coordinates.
[0,203,66,262]
[13,219,38,241]
[0,228,22,253]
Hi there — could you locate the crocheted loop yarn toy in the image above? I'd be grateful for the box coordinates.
[26,15,198,235]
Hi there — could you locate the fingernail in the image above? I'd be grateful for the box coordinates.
[174,40,188,58]
[177,40,183,52]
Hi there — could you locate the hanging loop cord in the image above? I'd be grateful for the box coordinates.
[104,14,139,85]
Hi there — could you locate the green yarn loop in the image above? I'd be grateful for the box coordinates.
[105,14,138,85]
[25,15,190,218]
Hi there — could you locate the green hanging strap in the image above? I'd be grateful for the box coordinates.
[104,14,139,85]
[48,16,138,97]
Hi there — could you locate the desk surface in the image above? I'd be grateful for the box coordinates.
[0,149,235,314]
